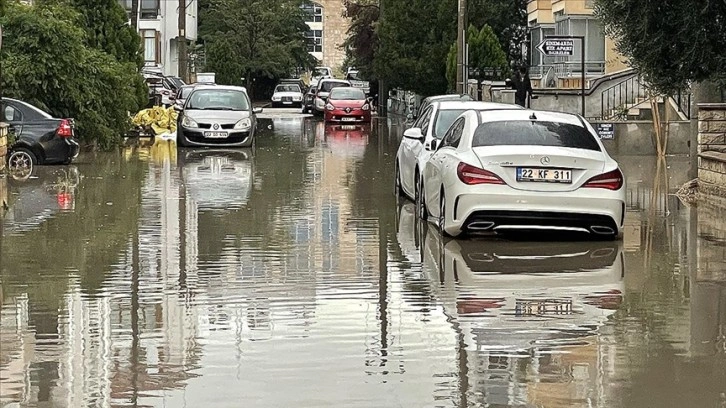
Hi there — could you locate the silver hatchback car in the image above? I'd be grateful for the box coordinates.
[175,85,263,148]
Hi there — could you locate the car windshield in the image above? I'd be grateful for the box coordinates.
[329,87,366,100]
[186,89,250,111]
[314,68,330,77]
[472,120,601,151]
[275,84,301,93]
[433,109,466,138]
[180,87,195,99]
[346,71,362,81]
[320,82,349,93]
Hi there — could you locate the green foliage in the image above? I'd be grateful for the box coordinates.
[467,0,527,68]
[375,0,457,96]
[342,0,380,81]
[66,0,144,66]
[446,25,510,91]
[0,2,147,149]
[199,0,316,92]
[595,0,726,95]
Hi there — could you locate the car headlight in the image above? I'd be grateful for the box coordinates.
[234,118,252,130]
[325,103,335,111]
[272,95,280,101]
[181,116,198,128]
[294,95,302,101]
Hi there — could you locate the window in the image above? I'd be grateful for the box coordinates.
[305,30,323,53]
[2,104,22,122]
[141,30,160,64]
[413,106,433,131]
[140,0,158,19]
[328,87,365,100]
[471,121,601,151]
[118,0,132,11]
[441,118,465,148]
[319,81,349,93]
[554,17,605,73]
[302,2,323,23]
[433,109,467,139]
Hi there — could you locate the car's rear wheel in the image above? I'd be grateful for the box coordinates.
[416,176,427,220]
[8,148,37,171]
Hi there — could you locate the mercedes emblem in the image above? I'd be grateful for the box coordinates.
[540,156,551,165]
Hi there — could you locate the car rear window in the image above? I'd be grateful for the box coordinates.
[320,82,350,93]
[472,120,601,151]
[329,87,366,100]
[275,84,301,93]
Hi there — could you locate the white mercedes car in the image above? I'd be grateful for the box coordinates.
[271,83,304,108]
[395,100,523,213]
[420,109,626,239]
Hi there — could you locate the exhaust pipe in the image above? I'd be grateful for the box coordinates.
[591,226,615,235]
[467,221,495,231]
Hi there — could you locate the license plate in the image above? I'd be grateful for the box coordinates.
[341,117,355,122]
[204,131,228,138]
[283,101,292,104]
[517,167,572,183]
[515,299,573,316]
[340,125,356,130]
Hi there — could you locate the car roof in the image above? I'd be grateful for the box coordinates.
[191,85,247,92]
[478,109,586,126]
[425,94,472,102]
[435,101,523,110]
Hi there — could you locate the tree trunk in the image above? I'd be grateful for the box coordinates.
[130,0,139,31]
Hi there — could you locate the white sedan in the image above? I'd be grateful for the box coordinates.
[421,109,626,239]
[271,84,304,108]
[395,100,522,212]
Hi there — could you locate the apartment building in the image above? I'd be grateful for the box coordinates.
[303,1,349,72]
[118,0,199,77]
[527,0,629,88]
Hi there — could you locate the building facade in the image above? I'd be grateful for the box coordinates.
[303,1,349,74]
[118,0,199,78]
[527,0,629,88]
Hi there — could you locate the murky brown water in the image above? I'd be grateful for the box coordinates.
[1,113,725,407]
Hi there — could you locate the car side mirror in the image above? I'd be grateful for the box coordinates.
[173,104,183,112]
[253,107,263,114]
[403,127,424,141]
[429,139,438,151]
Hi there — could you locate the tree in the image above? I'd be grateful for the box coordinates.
[595,0,726,96]
[446,25,509,91]
[199,0,316,95]
[467,0,527,68]
[0,2,147,149]
[342,0,380,80]
[66,0,144,66]
[375,0,457,96]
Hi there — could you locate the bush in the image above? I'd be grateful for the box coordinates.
[0,2,147,149]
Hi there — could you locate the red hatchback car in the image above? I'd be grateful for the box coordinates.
[323,87,371,123]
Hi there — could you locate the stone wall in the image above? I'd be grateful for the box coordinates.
[697,103,726,198]
[320,0,348,73]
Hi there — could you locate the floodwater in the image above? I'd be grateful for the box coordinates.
[1,112,725,408]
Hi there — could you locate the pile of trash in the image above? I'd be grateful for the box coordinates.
[131,106,178,139]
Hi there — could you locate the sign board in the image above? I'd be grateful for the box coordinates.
[596,123,615,140]
[536,38,575,57]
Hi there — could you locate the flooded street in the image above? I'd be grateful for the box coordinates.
[2,112,725,407]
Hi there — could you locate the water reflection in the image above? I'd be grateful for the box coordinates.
[2,119,726,407]
[180,149,254,210]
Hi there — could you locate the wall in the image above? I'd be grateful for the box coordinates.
[320,0,348,73]
[595,121,691,156]
[697,103,726,199]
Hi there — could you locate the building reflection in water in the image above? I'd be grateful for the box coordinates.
[1,127,725,407]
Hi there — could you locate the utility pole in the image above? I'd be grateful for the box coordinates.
[178,0,188,83]
[456,0,467,94]
[378,0,388,116]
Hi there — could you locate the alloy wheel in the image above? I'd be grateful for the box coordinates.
[8,150,33,172]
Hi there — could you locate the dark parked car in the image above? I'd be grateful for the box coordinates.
[2,97,79,171]
[172,84,198,107]
[175,85,263,148]
[301,86,317,114]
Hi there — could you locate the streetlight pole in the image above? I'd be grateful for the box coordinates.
[456,0,467,94]
[178,0,188,83]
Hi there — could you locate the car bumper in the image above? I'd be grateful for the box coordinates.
[324,110,371,122]
[446,184,626,237]
[67,138,80,159]
[178,128,254,147]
